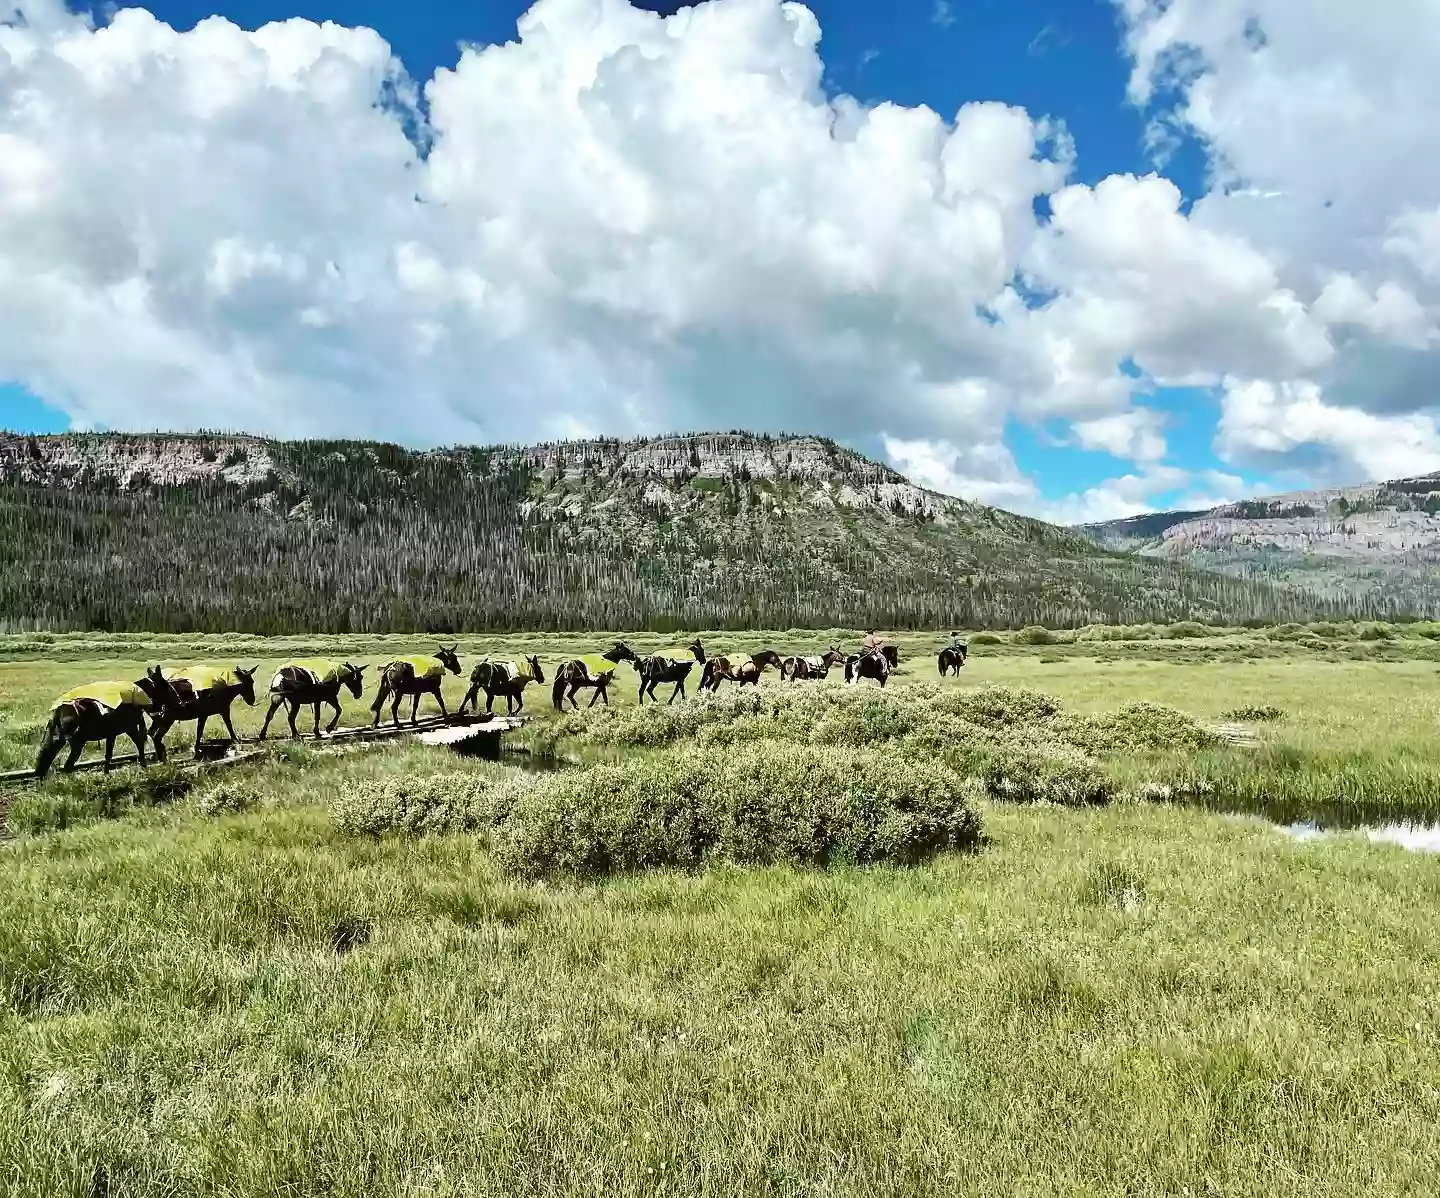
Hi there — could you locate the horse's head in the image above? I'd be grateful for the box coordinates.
[235,665,259,705]
[140,665,179,711]
[823,646,846,668]
[437,644,462,675]
[688,638,705,662]
[753,648,783,669]
[343,663,367,698]
[607,641,640,664]
[526,654,545,683]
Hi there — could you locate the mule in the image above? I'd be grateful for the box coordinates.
[633,641,704,705]
[149,664,258,759]
[258,660,367,740]
[938,644,968,676]
[781,647,846,682]
[844,650,891,687]
[371,645,462,728]
[700,648,784,692]
[551,642,640,711]
[460,655,545,716]
[35,666,179,777]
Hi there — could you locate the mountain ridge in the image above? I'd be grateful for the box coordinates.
[1078,470,1440,617]
[0,428,1334,633]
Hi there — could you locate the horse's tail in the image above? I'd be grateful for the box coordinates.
[369,670,389,712]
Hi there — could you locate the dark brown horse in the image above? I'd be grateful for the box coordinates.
[780,647,846,682]
[635,640,704,704]
[460,655,545,716]
[258,660,368,740]
[149,664,258,759]
[700,648,784,692]
[938,644,968,676]
[551,642,641,710]
[35,667,179,777]
[371,646,462,728]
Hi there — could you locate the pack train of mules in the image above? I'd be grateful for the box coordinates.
[26,634,969,777]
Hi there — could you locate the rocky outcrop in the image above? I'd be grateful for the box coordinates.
[0,432,276,488]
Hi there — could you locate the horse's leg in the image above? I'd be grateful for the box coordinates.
[220,707,239,744]
[435,685,450,721]
[286,699,301,740]
[325,695,343,732]
[485,687,496,715]
[62,735,85,772]
[103,732,116,773]
[513,688,524,714]
[258,697,283,740]
[148,711,170,761]
[129,716,148,768]
[391,689,403,729]
[193,713,208,756]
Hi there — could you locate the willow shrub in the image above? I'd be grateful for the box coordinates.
[487,743,983,880]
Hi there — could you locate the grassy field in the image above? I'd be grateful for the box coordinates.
[2,625,1440,1195]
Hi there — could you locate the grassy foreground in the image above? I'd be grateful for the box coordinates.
[2,628,1440,1194]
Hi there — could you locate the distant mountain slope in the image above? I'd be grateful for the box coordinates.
[1080,473,1440,617]
[0,430,1331,633]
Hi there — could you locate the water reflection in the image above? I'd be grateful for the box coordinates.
[1278,819,1440,854]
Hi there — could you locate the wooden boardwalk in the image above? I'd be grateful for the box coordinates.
[0,712,529,786]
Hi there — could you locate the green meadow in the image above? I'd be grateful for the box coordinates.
[1,623,1439,1195]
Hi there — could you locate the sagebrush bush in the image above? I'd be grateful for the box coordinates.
[1164,621,1211,639]
[489,743,983,879]
[1224,705,1285,722]
[932,685,1062,729]
[194,777,264,816]
[967,738,1114,807]
[1063,702,1221,754]
[331,772,503,837]
[1013,625,1055,646]
[968,632,1001,645]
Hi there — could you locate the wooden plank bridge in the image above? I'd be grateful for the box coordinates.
[0,712,529,786]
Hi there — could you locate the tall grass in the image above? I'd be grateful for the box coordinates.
[1,801,1438,1195]
[4,636,1440,1192]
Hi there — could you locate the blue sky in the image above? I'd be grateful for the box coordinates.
[3,0,1436,520]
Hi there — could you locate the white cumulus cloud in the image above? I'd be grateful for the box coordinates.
[0,0,1435,525]
[1117,0,1440,486]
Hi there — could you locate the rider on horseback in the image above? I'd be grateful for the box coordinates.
[862,628,886,664]
[945,631,965,654]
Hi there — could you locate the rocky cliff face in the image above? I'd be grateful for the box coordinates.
[1079,473,1440,615]
[0,432,277,489]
